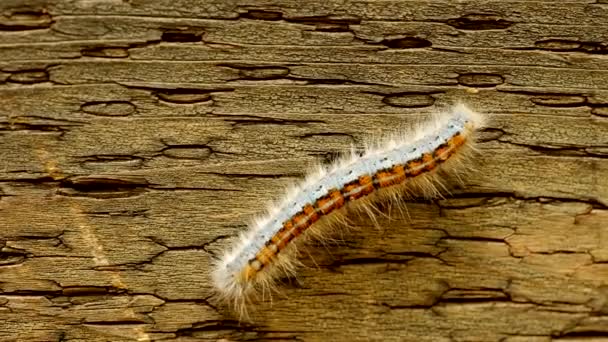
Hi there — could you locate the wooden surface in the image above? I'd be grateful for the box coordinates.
[1,1,608,341]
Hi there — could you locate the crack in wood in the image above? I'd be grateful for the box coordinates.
[534,39,608,55]
[76,154,145,170]
[444,14,514,31]
[80,101,137,117]
[363,90,443,108]
[80,46,130,58]
[208,113,325,128]
[217,63,291,80]
[381,37,432,49]
[123,85,235,104]
[160,30,204,43]
[0,11,53,31]
[283,15,361,33]
[496,89,608,114]
[239,10,284,21]
[6,69,49,84]
[58,176,151,199]
[457,73,504,87]
[0,247,28,266]
[328,254,442,269]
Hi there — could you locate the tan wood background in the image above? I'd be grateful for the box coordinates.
[1,1,607,341]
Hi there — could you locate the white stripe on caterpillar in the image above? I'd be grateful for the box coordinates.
[212,104,485,315]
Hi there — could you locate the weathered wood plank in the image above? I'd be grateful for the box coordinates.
[1,0,607,341]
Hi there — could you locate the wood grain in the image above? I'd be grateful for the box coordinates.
[1,1,607,341]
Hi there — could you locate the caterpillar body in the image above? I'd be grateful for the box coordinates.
[213,104,484,313]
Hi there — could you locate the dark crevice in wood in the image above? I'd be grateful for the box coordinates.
[202,171,302,179]
[8,116,84,125]
[591,107,608,117]
[124,186,241,193]
[495,90,603,109]
[77,155,143,163]
[525,145,608,158]
[171,320,262,339]
[60,176,150,191]
[80,46,130,58]
[11,232,68,248]
[530,96,588,108]
[161,30,205,43]
[497,89,585,97]
[6,69,49,84]
[285,16,361,26]
[446,192,608,210]
[217,63,291,80]
[0,116,84,136]
[304,292,350,297]
[0,290,63,297]
[499,90,608,116]
[364,90,443,109]
[332,257,412,266]
[444,14,514,30]
[440,288,510,303]
[201,235,233,257]
[125,86,235,94]
[532,250,588,256]
[146,236,207,255]
[209,113,325,128]
[80,101,137,116]
[381,37,432,49]
[0,122,67,133]
[83,320,148,326]
[0,176,62,184]
[532,39,608,54]
[121,39,163,52]
[93,235,231,268]
[329,252,444,269]
[239,10,284,21]
[554,331,608,338]
[124,85,235,104]
[478,123,608,159]
[155,89,214,104]
[384,93,436,108]
[435,198,510,211]
[386,250,447,259]
[0,11,53,31]
[295,132,355,140]
[57,176,151,198]
[160,144,213,160]
[61,286,126,296]
[285,15,361,32]
[296,77,388,86]
[499,138,608,159]
[438,297,512,304]
[430,47,471,54]
[457,73,504,87]
[0,248,28,266]
[374,302,435,310]
[439,236,506,244]
[76,154,145,169]
[82,209,150,217]
[158,138,237,158]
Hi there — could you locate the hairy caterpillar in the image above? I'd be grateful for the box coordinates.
[212,104,485,314]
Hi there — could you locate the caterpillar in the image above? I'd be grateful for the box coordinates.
[212,104,485,314]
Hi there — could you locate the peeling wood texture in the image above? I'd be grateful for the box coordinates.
[1,1,608,341]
